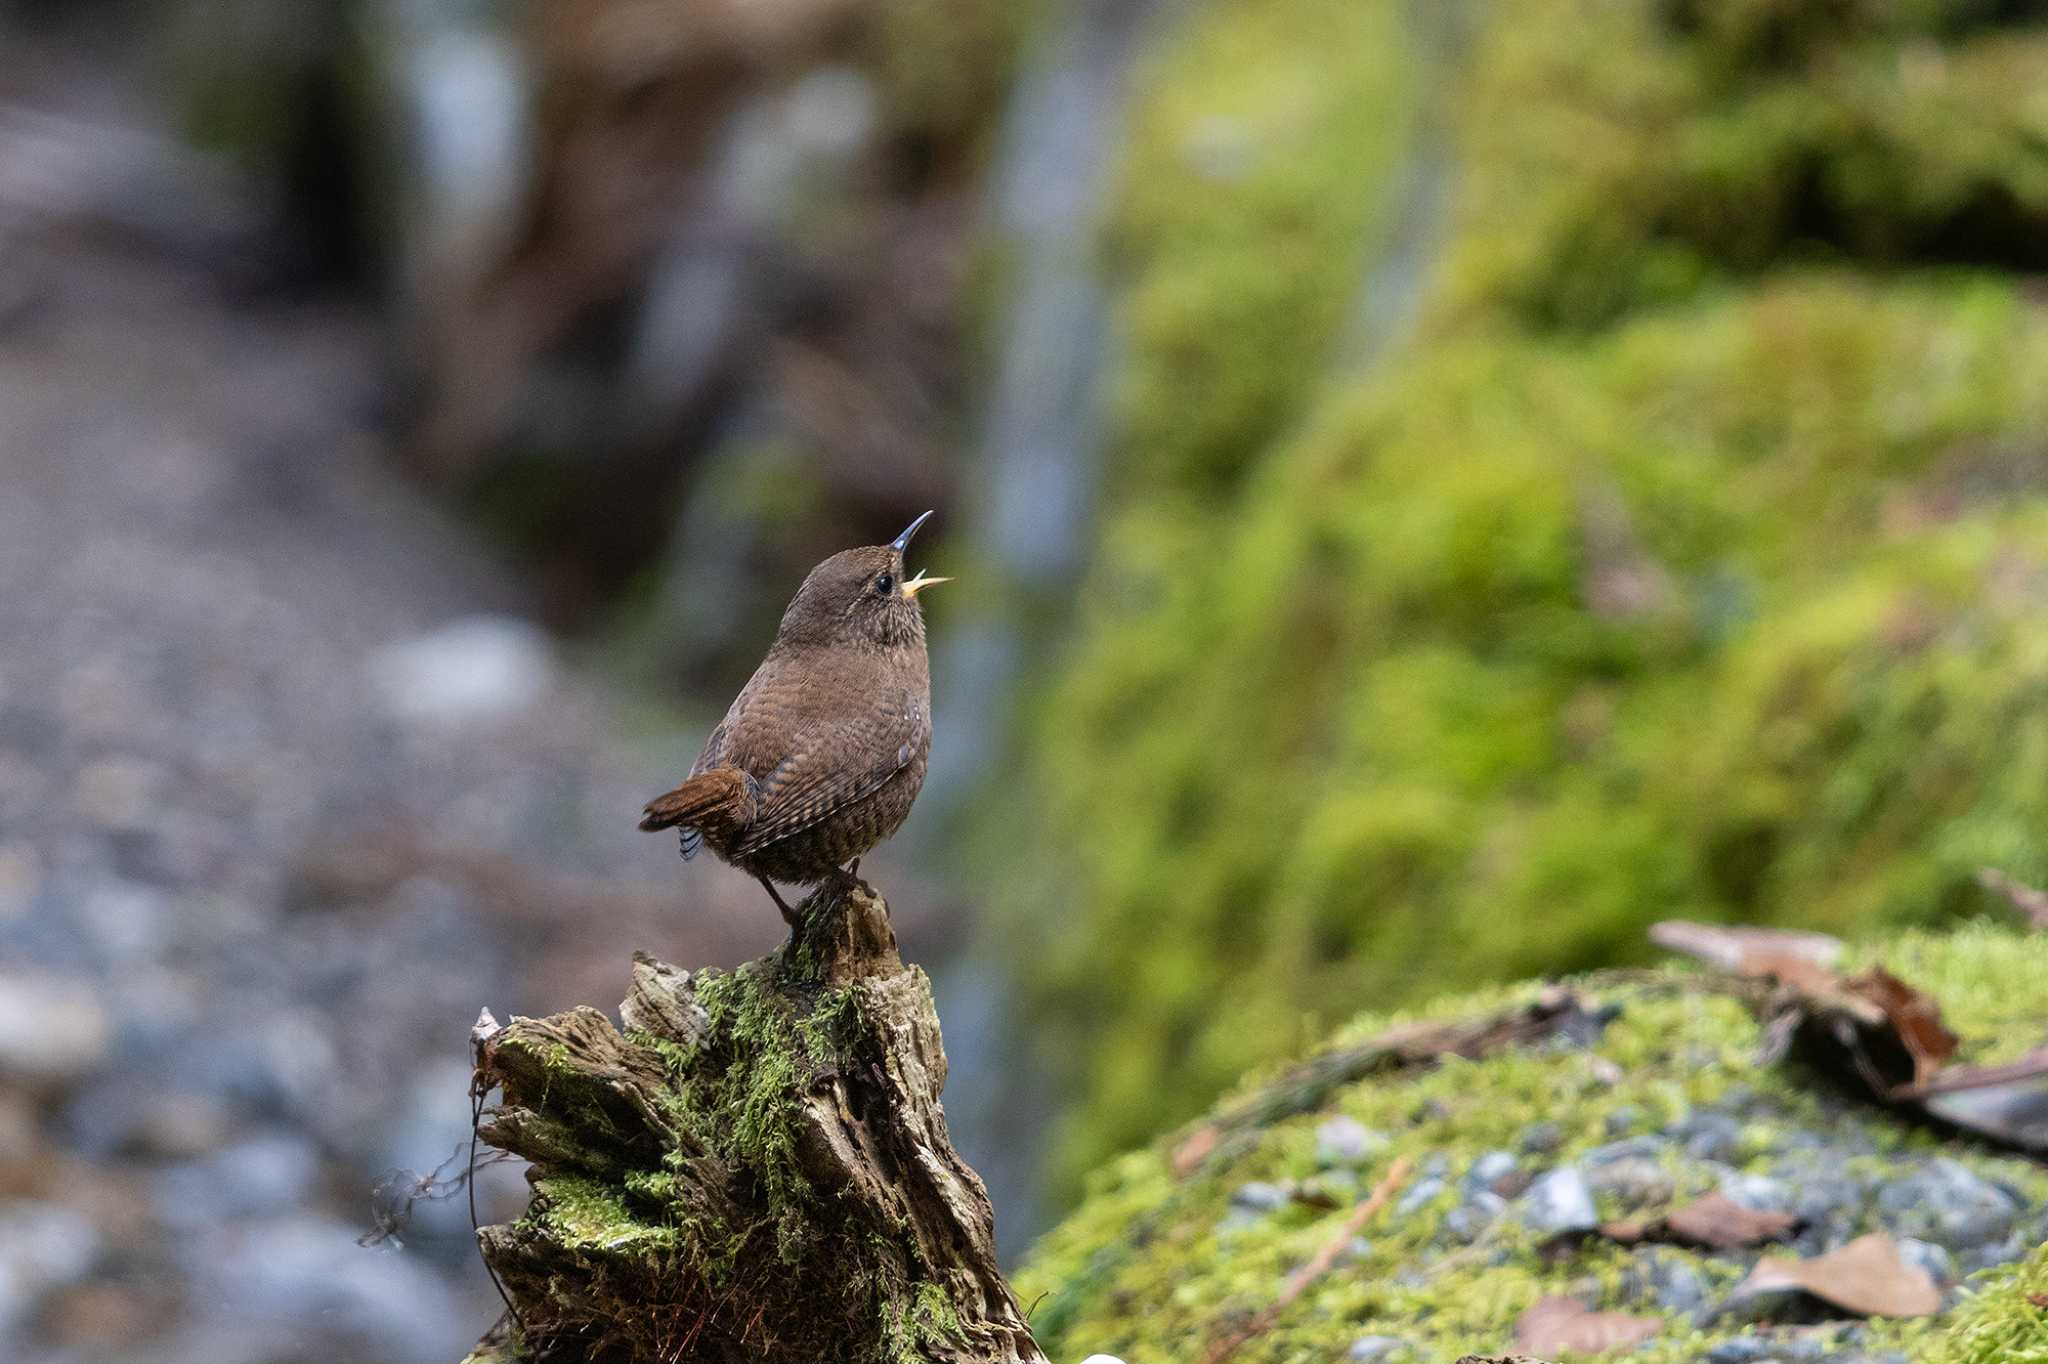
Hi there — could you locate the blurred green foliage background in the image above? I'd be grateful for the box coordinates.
[991,0,2048,1195]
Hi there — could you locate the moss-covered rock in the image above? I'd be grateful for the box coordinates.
[1016,925,2048,1363]
[991,0,2048,1190]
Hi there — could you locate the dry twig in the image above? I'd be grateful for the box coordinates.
[1198,1155,1413,1364]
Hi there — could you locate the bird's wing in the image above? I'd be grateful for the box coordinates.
[731,690,927,858]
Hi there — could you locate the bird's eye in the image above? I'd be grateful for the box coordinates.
[875,573,894,596]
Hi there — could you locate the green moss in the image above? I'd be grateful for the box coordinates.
[650,963,871,1265]
[531,1175,678,1254]
[1444,1,2048,329]
[1017,927,2048,1363]
[1930,1239,2048,1364]
[1105,0,1416,498]
[992,0,2048,1193]
[492,935,978,1361]
[1015,270,2048,1188]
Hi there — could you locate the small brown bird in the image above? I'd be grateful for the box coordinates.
[638,511,950,922]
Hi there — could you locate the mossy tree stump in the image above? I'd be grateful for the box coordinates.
[461,879,1046,1364]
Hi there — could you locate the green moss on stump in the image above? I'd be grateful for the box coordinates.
[468,882,1042,1364]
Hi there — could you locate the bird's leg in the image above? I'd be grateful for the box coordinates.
[757,875,798,926]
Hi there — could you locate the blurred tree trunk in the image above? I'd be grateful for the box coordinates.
[461,879,1046,1364]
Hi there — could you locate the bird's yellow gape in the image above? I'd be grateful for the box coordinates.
[900,568,951,598]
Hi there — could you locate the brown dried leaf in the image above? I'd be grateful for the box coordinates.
[1513,1296,1660,1354]
[1650,922,1972,1113]
[1845,967,1959,1086]
[1594,1219,1649,1245]
[1729,1234,1940,1319]
[1649,921,1843,984]
[1658,1191,1799,1248]
[1590,1192,1799,1251]
[1664,1192,1800,1249]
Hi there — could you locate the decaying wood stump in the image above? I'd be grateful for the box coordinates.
[459,878,1047,1364]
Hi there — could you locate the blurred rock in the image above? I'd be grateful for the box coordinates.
[367,614,556,725]
[0,844,42,920]
[1444,1189,1505,1243]
[1518,1167,1597,1236]
[1585,1156,1675,1211]
[1874,1159,2018,1251]
[0,975,108,1087]
[1315,1115,1389,1168]
[151,1130,322,1231]
[0,1199,100,1335]
[1895,1236,1954,1288]
[1617,1248,1711,1320]
[185,1214,477,1362]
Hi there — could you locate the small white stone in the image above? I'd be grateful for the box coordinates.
[367,614,555,725]
[0,974,109,1084]
[1079,1356,1128,1364]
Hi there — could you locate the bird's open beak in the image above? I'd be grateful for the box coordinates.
[900,568,951,599]
[889,510,936,554]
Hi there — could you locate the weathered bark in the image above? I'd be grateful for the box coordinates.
[460,878,1046,1364]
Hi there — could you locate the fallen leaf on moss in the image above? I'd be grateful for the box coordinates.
[1650,921,1843,990]
[2027,1292,2048,1309]
[1651,921,1956,1088]
[1598,1191,1800,1250]
[1978,867,2048,928]
[1513,1296,1659,1353]
[1847,966,1959,1086]
[1722,1234,1940,1319]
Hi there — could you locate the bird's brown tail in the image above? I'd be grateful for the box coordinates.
[638,768,756,835]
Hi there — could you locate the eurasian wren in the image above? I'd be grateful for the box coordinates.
[638,511,949,922]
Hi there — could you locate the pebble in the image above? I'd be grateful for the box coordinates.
[0,1200,101,1335]
[152,1132,322,1231]
[1443,1189,1505,1243]
[366,615,555,726]
[1346,1336,1410,1361]
[1671,1111,1745,1163]
[1395,1176,1447,1217]
[1896,1236,1954,1288]
[1618,1248,1710,1320]
[1719,1170,1795,1214]
[1228,1181,1292,1214]
[1315,1116,1390,1168]
[1220,1180,1292,1231]
[184,1215,476,1361]
[1875,1159,2020,1251]
[1959,1230,2031,1275]
[1586,1155,1676,1210]
[1518,1166,1598,1236]
[1518,1121,1563,1156]
[0,974,110,1085]
[1584,1135,1666,1165]
[1465,1150,1518,1193]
